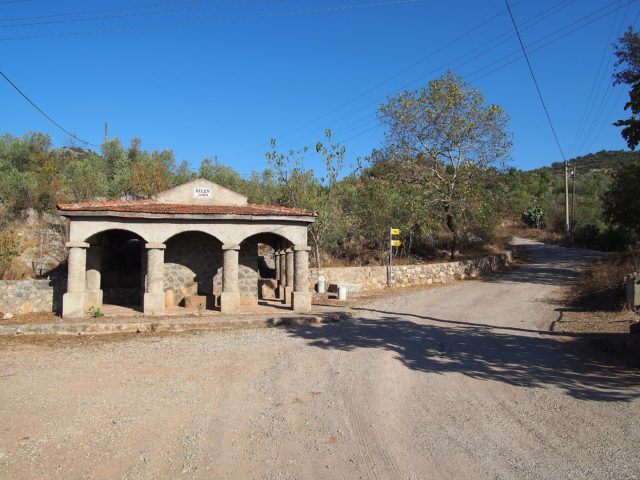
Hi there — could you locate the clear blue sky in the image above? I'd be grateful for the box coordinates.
[1,0,638,177]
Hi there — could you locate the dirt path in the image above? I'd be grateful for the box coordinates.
[1,238,638,479]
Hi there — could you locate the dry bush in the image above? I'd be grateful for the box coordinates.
[571,252,639,311]
[2,257,33,280]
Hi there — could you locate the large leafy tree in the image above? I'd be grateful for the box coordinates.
[604,158,640,241]
[378,71,511,258]
[613,27,640,150]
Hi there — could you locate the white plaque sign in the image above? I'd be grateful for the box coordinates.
[193,187,211,198]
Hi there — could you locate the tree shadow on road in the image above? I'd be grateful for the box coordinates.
[481,243,604,287]
[283,310,640,402]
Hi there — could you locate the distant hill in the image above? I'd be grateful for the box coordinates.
[532,150,640,174]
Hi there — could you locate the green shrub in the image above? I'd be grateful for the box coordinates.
[522,205,545,229]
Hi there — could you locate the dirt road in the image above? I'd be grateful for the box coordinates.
[1,238,638,479]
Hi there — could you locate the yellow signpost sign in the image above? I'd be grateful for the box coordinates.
[388,227,401,286]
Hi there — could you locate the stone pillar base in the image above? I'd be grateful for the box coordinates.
[144,292,165,316]
[283,286,294,305]
[274,284,284,301]
[292,291,312,313]
[85,289,103,310]
[220,291,241,313]
[62,292,86,319]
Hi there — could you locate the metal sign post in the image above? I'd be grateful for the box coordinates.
[388,228,401,286]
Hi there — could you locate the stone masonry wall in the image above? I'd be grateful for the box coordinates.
[0,252,512,315]
[0,279,58,315]
[309,251,512,291]
[164,232,222,306]
[164,233,260,306]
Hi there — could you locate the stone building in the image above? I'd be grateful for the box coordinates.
[57,179,316,318]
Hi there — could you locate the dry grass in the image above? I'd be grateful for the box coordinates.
[495,221,565,246]
[570,252,639,311]
[1,256,34,280]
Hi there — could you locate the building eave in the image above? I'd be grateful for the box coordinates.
[60,210,317,224]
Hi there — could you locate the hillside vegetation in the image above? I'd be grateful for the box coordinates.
[1,129,638,280]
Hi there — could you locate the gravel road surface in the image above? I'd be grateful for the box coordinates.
[1,238,638,479]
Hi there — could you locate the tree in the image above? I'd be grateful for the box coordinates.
[62,154,109,201]
[265,130,348,267]
[378,71,511,258]
[603,158,640,241]
[198,157,245,192]
[130,150,175,197]
[102,139,132,198]
[613,27,640,150]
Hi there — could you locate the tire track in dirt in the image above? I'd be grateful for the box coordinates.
[341,353,403,480]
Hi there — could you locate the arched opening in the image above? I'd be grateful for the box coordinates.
[239,233,292,308]
[85,229,146,312]
[164,231,222,311]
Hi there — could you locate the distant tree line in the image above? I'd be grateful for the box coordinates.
[1,70,640,275]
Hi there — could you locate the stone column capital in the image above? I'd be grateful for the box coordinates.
[293,245,312,251]
[65,241,90,249]
[145,243,166,250]
[222,244,241,251]
[285,247,294,253]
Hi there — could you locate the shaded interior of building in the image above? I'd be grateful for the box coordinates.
[85,229,292,315]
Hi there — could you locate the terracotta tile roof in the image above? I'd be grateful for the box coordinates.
[57,199,317,217]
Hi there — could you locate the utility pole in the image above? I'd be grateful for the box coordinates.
[104,122,108,144]
[571,166,576,236]
[564,160,570,239]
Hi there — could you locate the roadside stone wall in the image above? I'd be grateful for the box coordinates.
[0,279,58,314]
[309,251,512,291]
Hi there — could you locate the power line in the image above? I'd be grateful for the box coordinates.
[0,0,424,42]
[504,0,571,237]
[0,0,206,22]
[235,0,633,165]
[582,6,640,153]
[504,0,566,161]
[0,0,285,28]
[574,2,635,154]
[239,0,576,160]
[467,0,636,83]
[308,0,634,153]
[260,1,526,147]
[568,0,624,155]
[273,0,623,156]
[0,68,97,146]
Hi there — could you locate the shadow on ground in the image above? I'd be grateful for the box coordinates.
[482,242,604,287]
[284,313,639,402]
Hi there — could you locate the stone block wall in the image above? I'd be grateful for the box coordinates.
[309,251,512,291]
[164,232,223,306]
[238,239,259,305]
[163,233,261,306]
[0,279,59,314]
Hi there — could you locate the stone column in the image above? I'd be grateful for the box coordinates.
[273,249,282,300]
[275,249,281,282]
[143,243,166,316]
[221,244,241,313]
[284,247,295,305]
[292,245,312,312]
[85,246,103,310]
[278,248,287,301]
[62,241,89,318]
